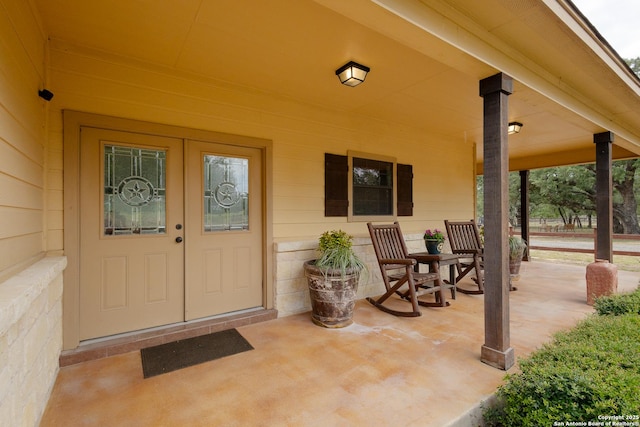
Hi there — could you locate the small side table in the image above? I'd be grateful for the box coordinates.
[408,252,460,300]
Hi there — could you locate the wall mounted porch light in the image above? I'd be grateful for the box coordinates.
[335,61,370,87]
[508,121,523,134]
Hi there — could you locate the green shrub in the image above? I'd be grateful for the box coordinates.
[315,230,366,276]
[594,286,640,316]
[484,314,640,426]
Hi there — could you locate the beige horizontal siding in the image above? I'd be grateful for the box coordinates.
[47,40,475,245]
[0,207,42,238]
[0,0,47,276]
[0,233,42,273]
[0,140,43,187]
[0,173,43,209]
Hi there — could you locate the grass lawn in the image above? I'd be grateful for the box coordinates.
[530,250,640,272]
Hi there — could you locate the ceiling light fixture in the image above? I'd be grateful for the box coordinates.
[508,121,523,134]
[335,61,370,87]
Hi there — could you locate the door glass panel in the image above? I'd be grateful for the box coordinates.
[104,145,167,235]
[203,155,249,231]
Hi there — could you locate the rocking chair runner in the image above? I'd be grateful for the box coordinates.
[367,222,448,317]
[444,219,484,294]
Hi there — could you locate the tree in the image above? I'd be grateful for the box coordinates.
[625,57,640,77]
[477,159,640,234]
[523,161,639,234]
[528,165,595,227]
[612,159,640,234]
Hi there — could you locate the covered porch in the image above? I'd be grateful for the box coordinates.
[3,0,640,424]
[41,261,640,426]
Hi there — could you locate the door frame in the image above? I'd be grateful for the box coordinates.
[63,110,273,350]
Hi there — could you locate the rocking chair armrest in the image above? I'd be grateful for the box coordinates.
[379,258,417,266]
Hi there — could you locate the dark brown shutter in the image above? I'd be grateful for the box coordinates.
[325,153,348,216]
[397,163,413,216]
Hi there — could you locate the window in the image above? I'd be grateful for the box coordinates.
[350,153,394,219]
[325,152,413,219]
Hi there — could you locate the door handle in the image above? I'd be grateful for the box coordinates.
[175,236,183,243]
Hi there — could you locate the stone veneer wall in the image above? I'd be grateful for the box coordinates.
[0,257,67,426]
[273,232,438,317]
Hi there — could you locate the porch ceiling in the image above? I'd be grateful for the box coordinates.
[34,0,640,171]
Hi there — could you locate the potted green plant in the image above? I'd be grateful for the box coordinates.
[424,229,446,254]
[303,230,366,328]
[479,225,526,284]
[508,236,527,279]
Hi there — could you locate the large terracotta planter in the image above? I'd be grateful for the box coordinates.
[304,260,360,328]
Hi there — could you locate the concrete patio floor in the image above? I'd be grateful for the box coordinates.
[41,261,639,427]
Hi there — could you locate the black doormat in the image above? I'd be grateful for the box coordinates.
[140,328,253,378]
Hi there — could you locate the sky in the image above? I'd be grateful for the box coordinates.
[571,0,640,59]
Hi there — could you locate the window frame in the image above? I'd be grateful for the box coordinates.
[347,150,397,222]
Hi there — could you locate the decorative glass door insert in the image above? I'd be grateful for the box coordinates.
[104,144,167,235]
[203,155,249,231]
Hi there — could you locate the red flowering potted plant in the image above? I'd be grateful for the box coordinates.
[424,229,446,254]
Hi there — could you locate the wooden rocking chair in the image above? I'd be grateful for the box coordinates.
[444,219,484,294]
[367,222,448,317]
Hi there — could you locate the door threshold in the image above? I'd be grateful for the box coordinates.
[59,308,277,367]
